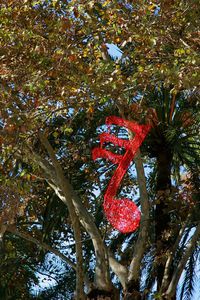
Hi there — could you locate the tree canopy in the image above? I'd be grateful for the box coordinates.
[0,1,200,299]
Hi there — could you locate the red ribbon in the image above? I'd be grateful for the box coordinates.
[92,116,151,233]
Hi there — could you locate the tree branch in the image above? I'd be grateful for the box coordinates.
[39,133,86,299]
[38,133,112,291]
[6,225,76,270]
[169,92,176,123]
[107,249,128,289]
[128,150,150,283]
[22,136,127,290]
[74,213,86,299]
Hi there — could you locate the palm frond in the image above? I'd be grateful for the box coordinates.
[141,249,156,294]
[179,246,198,300]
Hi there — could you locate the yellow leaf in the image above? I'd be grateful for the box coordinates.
[88,106,94,114]
[138,66,144,72]
[148,3,157,11]
[102,0,110,7]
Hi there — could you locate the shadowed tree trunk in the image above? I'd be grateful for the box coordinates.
[155,148,173,293]
[123,281,141,300]
[121,140,150,300]
[87,286,120,300]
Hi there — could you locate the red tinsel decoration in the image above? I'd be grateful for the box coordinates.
[92,116,151,233]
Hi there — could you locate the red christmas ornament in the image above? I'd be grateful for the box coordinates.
[92,116,151,233]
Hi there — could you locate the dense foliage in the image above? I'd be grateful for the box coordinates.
[0,1,200,299]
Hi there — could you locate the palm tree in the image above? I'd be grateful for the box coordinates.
[136,86,200,299]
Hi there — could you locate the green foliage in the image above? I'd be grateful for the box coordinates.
[0,1,199,299]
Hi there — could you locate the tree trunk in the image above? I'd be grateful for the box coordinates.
[37,135,113,291]
[155,149,172,290]
[123,280,141,300]
[87,286,120,300]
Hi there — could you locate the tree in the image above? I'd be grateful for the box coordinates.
[0,1,200,299]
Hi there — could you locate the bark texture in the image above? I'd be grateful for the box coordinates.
[155,149,173,290]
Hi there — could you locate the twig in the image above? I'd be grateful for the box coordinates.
[6,225,76,270]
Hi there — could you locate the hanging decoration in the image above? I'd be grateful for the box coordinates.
[92,116,151,233]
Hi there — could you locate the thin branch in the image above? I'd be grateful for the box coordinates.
[30,267,60,286]
[6,225,76,270]
[180,38,191,48]
[20,146,56,181]
[30,105,69,121]
[169,92,176,122]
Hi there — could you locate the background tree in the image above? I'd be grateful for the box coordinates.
[0,0,200,299]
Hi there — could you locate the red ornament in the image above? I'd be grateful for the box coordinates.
[92,116,151,233]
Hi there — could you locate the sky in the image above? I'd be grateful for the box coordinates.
[107,43,123,59]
